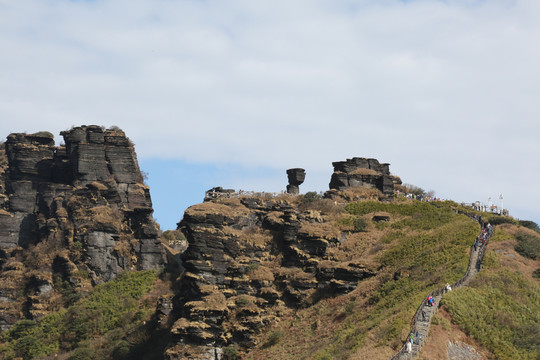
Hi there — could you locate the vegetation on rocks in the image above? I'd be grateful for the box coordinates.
[0,270,158,360]
[2,132,538,360]
[247,200,478,360]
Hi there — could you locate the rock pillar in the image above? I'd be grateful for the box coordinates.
[286,168,305,194]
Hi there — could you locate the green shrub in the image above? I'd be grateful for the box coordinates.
[68,347,96,360]
[12,335,46,359]
[488,216,516,226]
[235,296,251,307]
[380,231,404,244]
[72,241,83,251]
[353,218,367,232]
[344,302,355,315]
[313,349,334,360]
[263,331,284,348]
[515,231,540,260]
[401,183,425,196]
[246,263,260,273]
[533,268,540,279]
[518,220,540,232]
[6,320,37,340]
[302,192,322,204]
[338,216,368,232]
[432,315,451,330]
[223,346,240,360]
[1,270,157,359]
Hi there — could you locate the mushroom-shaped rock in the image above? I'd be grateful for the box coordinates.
[286,168,306,194]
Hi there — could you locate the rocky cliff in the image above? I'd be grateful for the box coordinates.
[0,126,164,329]
[329,157,399,196]
[164,194,377,359]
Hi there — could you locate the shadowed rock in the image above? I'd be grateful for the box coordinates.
[286,168,306,194]
[329,157,394,196]
[0,126,165,327]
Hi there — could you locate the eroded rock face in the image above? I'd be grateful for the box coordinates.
[0,126,164,327]
[166,196,376,358]
[286,168,305,194]
[329,157,395,196]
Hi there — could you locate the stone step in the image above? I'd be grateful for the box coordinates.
[390,222,489,360]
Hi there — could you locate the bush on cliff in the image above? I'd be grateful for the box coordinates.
[0,270,157,360]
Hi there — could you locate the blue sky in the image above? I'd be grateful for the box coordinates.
[139,159,292,229]
[2,0,540,229]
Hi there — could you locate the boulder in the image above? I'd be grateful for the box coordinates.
[328,157,395,196]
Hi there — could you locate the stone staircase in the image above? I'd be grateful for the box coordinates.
[391,214,490,360]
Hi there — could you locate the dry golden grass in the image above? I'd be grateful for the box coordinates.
[298,222,340,240]
[114,238,132,258]
[186,291,229,312]
[340,187,383,201]
[3,260,25,271]
[91,205,122,231]
[299,198,343,218]
[0,209,12,216]
[171,318,212,334]
[275,267,316,281]
[88,181,108,191]
[349,168,381,176]
[186,199,250,218]
[238,227,274,248]
[265,211,285,225]
[247,265,275,282]
[55,207,68,218]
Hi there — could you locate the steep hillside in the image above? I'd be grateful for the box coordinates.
[158,187,479,359]
[0,126,164,332]
[1,140,538,360]
[435,223,540,360]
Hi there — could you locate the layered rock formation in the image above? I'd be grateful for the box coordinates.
[165,195,376,359]
[329,157,396,196]
[286,168,305,194]
[0,126,164,328]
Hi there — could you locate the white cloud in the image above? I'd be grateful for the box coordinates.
[1,0,540,223]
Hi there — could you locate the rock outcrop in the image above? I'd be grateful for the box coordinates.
[0,126,164,328]
[165,194,376,359]
[286,168,305,194]
[329,157,395,196]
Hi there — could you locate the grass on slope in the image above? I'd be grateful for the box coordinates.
[247,200,479,360]
[441,244,540,360]
[0,270,158,360]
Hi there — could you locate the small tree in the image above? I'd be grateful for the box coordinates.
[402,184,425,196]
[302,191,322,204]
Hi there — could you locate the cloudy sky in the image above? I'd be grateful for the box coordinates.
[1,0,539,229]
